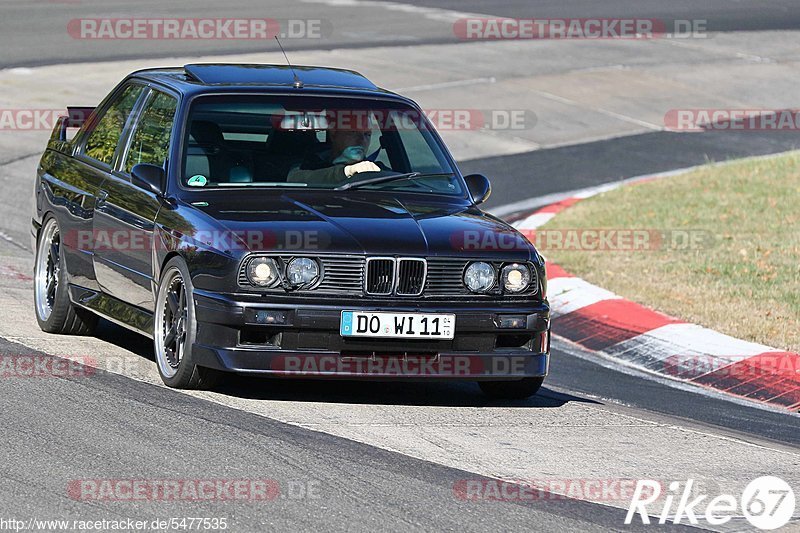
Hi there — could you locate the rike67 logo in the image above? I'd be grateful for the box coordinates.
[626,476,796,530]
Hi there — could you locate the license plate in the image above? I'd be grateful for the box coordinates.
[340,311,455,339]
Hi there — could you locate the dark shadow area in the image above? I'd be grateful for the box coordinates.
[211,372,599,408]
[467,129,800,211]
[93,318,155,362]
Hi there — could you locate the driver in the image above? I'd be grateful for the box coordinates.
[287,124,381,186]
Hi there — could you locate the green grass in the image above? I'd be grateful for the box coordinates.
[541,152,800,352]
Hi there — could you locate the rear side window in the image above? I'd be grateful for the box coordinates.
[83,85,144,166]
[123,91,178,174]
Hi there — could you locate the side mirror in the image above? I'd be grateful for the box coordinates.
[131,163,165,196]
[464,174,491,205]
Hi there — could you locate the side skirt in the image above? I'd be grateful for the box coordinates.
[68,284,154,338]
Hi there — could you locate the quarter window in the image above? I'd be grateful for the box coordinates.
[83,85,143,166]
[124,91,178,174]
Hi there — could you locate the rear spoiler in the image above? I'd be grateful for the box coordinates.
[48,106,95,151]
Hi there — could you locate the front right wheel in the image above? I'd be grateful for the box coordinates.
[153,257,218,389]
[478,377,544,399]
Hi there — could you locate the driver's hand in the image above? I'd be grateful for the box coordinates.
[344,161,381,178]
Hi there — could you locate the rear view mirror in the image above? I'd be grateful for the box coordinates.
[279,112,329,131]
[464,174,491,205]
[131,163,166,196]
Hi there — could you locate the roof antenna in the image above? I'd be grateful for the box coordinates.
[275,36,303,89]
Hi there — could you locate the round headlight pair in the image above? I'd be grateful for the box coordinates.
[246,257,319,288]
[463,261,531,293]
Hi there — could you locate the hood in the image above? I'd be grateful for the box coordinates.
[181,191,536,260]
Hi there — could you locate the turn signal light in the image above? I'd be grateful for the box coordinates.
[497,314,527,329]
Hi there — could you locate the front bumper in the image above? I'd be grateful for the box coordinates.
[191,290,551,380]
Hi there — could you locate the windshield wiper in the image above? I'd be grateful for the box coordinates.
[335,172,454,191]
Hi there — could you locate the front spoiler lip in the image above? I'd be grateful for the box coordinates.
[192,346,550,381]
[190,288,551,380]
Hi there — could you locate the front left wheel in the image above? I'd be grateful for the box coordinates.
[153,257,219,389]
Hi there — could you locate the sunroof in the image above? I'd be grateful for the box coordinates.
[184,64,378,90]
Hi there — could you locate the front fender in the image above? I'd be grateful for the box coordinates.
[153,204,247,293]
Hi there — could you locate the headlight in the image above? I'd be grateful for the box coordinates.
[286,257,319,286]
[501,263,531,293]
[464,261,495,293]
[246,257,280,287]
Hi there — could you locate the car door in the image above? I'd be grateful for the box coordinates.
[52,83,145,291]
[93,87,178,311]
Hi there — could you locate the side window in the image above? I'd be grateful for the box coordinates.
[83,85,144,166]
[123,91,178,174]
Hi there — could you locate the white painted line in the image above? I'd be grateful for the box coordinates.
[396,76,496,93]
[299,0,491,23]
[530,88,663,131]
[0,231,29,252]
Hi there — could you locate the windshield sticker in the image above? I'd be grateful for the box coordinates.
[187,174,208,187]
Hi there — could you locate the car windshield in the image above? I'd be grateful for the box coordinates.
[181,95,463,196]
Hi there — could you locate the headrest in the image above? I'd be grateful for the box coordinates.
[190,120,224,145]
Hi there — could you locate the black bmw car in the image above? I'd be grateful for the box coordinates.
[32,63,550,398]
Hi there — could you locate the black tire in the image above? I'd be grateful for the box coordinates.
[153,256,220,389]
[33,216,98,335]
[478,377,544,399]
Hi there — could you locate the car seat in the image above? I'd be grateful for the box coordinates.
[186,120,253,183]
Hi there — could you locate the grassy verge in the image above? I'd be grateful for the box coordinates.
[540,152,800,352]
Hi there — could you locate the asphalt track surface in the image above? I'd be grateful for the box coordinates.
[3,0,800,69]
[1,335,679,532]
[1,0,799,530]
[373,0,800,32]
